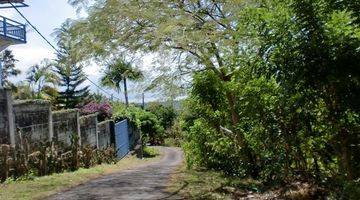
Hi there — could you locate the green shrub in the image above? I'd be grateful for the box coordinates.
[112,103,164,145]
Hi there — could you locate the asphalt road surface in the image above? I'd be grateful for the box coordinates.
[47,147,184,200]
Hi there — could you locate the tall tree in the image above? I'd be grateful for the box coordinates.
[100,58,143,106]
[54,64,90,108]
[0,50,20,88]
[54,20,90,109]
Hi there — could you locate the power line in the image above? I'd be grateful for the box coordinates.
[10,2,58,52]
[9,2,122,101]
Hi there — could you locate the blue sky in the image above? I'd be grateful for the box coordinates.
[0,1,153,103]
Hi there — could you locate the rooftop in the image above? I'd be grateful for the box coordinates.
[0,0,28,9]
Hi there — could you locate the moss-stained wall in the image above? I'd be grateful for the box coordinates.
[0,89,14,145]
[13,100,52,145]
[53,109,80,146]
[0,91,115,150]
[97,120,114,149]
[79,113,98,148]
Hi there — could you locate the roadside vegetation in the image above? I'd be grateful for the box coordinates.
[169,164,326,200]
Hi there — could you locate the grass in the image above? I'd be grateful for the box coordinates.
[168,164,324,200]
[142,146,160,158]
[167,164,245,200]
[0,147,161,200]
[163,138,182,147]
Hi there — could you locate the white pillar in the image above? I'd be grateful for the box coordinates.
[4,90,15,147]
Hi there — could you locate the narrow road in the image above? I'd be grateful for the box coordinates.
[47,147,183,200]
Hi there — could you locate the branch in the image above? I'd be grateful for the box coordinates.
[210,42,224,68]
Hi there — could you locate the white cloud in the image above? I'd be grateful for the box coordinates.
[9,45,55,70]
[84,62,102,76]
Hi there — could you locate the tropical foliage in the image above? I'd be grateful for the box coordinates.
[26,59,59,99]
[100,58,143,106]
[65,0,360,197]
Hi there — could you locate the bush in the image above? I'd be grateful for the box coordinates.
[80,101,112,121]
[142,147,159,158]
[112,103,164,145]
[146,102,177,130]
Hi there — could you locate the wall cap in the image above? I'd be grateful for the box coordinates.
[13,99,50,105]
[53,109,79,114]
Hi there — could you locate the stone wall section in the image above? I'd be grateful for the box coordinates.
[0,91,120,150]
[13,100,52,145]
[53,109,80,146]
[79,113,98,148]
[0,89,14,145]
[97,120,114,149]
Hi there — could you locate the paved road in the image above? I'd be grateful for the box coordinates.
[47,147,184,200]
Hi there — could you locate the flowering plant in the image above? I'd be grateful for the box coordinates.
[80,101,112,121]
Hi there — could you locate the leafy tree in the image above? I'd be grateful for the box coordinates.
[100,58,143,106]
[253,0,360,181]
[146,102,177,130]
[0,50,20,88]
[143,55,188,104]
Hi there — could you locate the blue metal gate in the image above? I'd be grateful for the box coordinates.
[114,119,130,158]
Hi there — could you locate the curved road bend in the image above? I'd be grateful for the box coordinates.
[47,147,184,200]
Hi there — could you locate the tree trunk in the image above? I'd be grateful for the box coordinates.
[225,90,258,178]
[123,78,129,106]
[326,85,353,180]
[340,127,353,180]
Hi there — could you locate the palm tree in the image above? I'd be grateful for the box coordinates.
[26,59,59,99]
[100,58,143,106]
